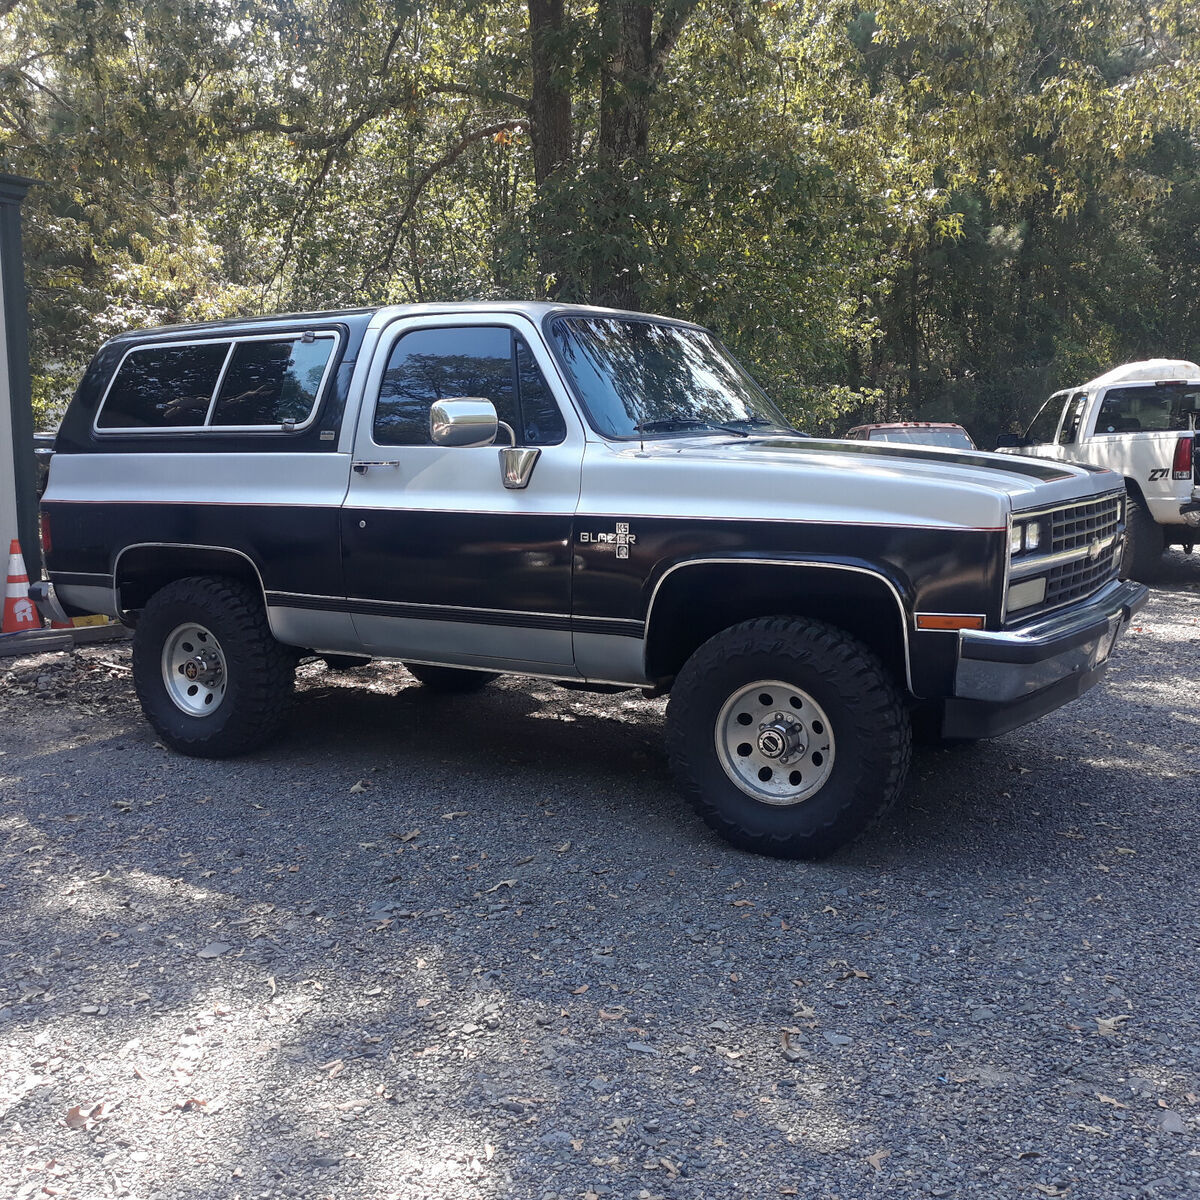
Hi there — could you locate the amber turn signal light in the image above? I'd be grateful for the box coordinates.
[914,614,986,631]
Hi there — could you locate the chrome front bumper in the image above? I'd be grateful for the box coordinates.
[955,579,1148,702]
[942,579,1148,739]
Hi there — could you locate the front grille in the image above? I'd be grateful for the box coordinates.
[1042,542,1120,608]
[1049,494,1123,554]
[1009,492,1122,622]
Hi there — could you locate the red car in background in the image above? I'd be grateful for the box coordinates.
[844,421,977,450]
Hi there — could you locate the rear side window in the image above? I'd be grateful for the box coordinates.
[96,342,229,429]
[211,338,334,427]
[1057,392,1088,444]
[1096,384,1200,433]
[96,333,338,432]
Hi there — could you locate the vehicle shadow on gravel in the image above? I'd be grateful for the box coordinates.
[1155,548,1200,589]
[5,656,1199,1198]
[278,663,1169,876]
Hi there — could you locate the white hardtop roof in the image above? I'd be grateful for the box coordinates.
[1084,358,1200,389]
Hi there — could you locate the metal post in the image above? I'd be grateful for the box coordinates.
[0,173,38,578]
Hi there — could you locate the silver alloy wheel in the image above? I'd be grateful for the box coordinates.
[714,679,835,805]
[162,622,227,717]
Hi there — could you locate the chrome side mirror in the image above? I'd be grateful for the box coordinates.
[430,397,499,448]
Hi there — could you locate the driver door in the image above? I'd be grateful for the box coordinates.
[340,313,584,673]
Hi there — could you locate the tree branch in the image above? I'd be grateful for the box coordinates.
[365,118,527,289]
[424,81,531,111]
[651,0,700,76]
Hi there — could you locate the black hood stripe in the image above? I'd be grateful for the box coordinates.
[756,438,1075,482]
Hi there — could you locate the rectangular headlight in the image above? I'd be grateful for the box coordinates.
[1009,525,1024,554]
[1025,521,1041,551]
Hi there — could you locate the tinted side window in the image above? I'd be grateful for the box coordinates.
[210,337,334,427]
[373,327,575,446]
[1057,392,1088,444]
[97,342,230,429]
[375,327,516,446]
[1024,394,1069,445]
[515,335,566,445]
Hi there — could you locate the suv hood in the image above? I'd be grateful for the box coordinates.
[581,435,1120,530]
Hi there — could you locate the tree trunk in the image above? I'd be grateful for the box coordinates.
[592,0,654,308]
[528,0,576,296]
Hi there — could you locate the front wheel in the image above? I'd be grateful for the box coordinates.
[666,617,911,859]
[132,576,295,757]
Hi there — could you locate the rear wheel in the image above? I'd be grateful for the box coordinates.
[403,663,499,693]
[132,576,295,757]
[666,616,911,859]
[1120,495,1163,583]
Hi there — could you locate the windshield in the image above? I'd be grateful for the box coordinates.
[869,427,974,449]
[549,316,795,440]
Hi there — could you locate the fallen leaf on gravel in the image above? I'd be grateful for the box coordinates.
[731,899,755,907]
[1115,847,1136,855]
[1032,1186,1069,1196]
[196,942,230,959]
[1095,1014,1131,1037]
[572,985,589,994]
[1095,1093,1128,1109]
[349,780,367,794]
[839,968,869,980]
[599,1008,628,1020]
[64,1105,90,1130]
[556,841,571,852]
[416,998,432,1008]
[1071,1124,1110,1137]
[399,829,421,842]
[484,879,516,892]
[865,1149,891,1170]
[319,1058,344,1077]
[793,1002,816,1019]
[442,811,468,819]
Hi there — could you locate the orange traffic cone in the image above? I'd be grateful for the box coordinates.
[3,539,42,633]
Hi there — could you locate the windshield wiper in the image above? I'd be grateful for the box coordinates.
[634,418,750,438]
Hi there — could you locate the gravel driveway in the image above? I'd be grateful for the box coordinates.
[2,557,1199,1200]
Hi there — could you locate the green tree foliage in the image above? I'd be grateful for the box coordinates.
[1,0,1198,439]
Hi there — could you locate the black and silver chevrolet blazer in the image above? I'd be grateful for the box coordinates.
[36,302,1148,858]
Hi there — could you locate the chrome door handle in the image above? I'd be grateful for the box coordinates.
[352,461,401,474]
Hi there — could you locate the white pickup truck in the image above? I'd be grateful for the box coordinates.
[996,359,1200,580]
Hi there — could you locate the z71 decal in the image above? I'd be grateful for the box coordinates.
[1148,468,1169,481]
